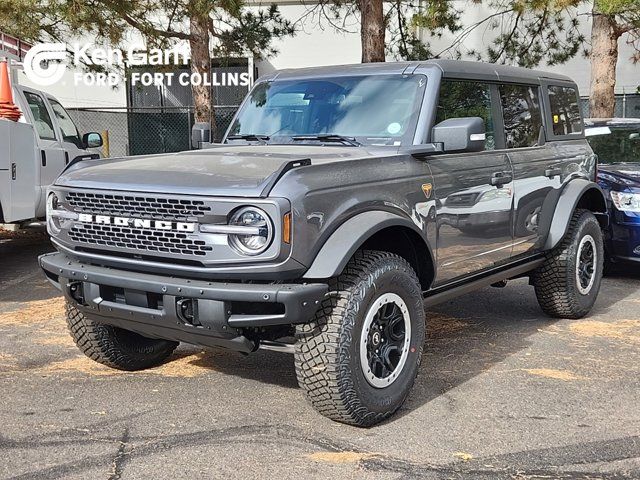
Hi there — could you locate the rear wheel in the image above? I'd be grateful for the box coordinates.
[66,302,179,371]
[295,250,425,427]
[532,209,604,319]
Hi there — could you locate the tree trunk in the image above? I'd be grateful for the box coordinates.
[360,0,385,63]
[189,13,215,136]
[589,3,619,118]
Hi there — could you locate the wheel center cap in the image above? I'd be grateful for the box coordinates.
[371,331,381,346]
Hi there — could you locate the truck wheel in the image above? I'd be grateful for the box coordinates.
[295,250,425,427]
[532,209,604,319]
[66,302,179,371]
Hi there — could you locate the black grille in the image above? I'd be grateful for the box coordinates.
[65,191,212,221]
[68,224,213,256]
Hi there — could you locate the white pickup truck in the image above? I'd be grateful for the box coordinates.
[1,83,103,225]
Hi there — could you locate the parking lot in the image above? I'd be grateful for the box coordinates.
[0,227,639,480]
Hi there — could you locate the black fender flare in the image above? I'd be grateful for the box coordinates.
[540,178,608,251]
[302,210,433,280]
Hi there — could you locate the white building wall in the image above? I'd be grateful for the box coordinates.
[12,0,638,108]
[256,1,639,97]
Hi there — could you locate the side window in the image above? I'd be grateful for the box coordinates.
[50,99,83,148]
[436,80,495,150]
[499,84,543,149]
[23,92,56,141]
[548,86,582,136]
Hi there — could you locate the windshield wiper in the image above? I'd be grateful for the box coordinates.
[291,134,362,147]
[227,134,270,144]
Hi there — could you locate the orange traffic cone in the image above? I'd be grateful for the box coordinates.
[0,61,21,122]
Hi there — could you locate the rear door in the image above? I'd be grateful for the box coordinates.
[502,82,587,259]
[430,79,515,284]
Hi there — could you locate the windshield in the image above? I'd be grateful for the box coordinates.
[227,75,426,146]
[587,126,640,164]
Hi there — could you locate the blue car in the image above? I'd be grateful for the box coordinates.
[586,118,640,267]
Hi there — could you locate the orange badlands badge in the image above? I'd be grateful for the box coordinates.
[421,183,433,199]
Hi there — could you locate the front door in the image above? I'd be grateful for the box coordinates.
[21,89,67,214]
[48,97,87,164]
[430,79,515,285]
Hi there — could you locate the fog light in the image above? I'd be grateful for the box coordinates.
[634,245,640,256]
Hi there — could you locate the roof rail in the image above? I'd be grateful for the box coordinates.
[0,32,32,62]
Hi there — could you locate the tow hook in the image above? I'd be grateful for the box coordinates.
[176,298,198,326]
[68,281,85,304]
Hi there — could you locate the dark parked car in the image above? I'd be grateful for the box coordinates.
[586,118,640,267]
[40,60,607,427]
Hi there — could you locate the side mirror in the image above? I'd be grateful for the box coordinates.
[83,132,103,149]
[432,117,485,152]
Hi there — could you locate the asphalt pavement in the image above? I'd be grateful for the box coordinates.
[0,227,639,479]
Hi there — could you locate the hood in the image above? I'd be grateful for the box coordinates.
[55,145,381,197]
[598,163,640,189]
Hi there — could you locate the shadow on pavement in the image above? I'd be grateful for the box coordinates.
[0,226,56,304]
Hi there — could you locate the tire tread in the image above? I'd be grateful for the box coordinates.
[295,250,423,427]
[66,303,178,371]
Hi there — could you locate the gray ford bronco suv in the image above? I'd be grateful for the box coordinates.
[40,60,607,426]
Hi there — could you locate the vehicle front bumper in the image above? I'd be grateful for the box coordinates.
[40,252,328,353]
[605,219,640,264]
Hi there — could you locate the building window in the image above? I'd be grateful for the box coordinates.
[499,84,543,149]
[436,80,495,150]
[549,86,582,136]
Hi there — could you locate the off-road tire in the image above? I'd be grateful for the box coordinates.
[66,302,179,370]
[532,209,604,319]
[295,250,425,427]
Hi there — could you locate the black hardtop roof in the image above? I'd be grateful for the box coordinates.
[266,59,575,86]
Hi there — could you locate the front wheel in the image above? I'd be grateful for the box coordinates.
[66,303,179,371]
[295,250,425,427]
[532,209,604,319]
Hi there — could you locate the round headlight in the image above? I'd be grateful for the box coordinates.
[228,207,273,256]
[46,192,61,235]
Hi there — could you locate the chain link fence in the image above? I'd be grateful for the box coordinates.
[68,105,239,158]
[580,93,640,119]
[70,93,639,159]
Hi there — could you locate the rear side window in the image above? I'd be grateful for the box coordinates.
[499,84,543,149]
[548,86,582,136]
[436,80,495,150]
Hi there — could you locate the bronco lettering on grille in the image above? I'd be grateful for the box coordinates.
[77,213,196,233]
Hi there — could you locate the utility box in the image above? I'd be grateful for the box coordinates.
[0,119,38,222]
